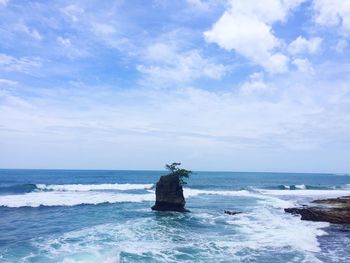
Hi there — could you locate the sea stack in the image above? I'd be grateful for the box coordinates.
[152,162,191,212]
[151,173,188,212]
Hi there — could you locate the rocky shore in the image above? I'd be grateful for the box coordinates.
[285,196,350,224]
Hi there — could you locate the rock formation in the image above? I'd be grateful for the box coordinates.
[285,196,350,224]
[224,210,242,216]
[151,174,188,212]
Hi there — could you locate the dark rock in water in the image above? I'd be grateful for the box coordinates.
[224,210,242,216]
[151,174,188,212]
[285,196,350,224]
[284,207,350,224]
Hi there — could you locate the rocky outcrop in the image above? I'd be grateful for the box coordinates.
[224,210,242,216]
[285,196,350,224]
[151,174,188,212]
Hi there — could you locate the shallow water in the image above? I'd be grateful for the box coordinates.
[1,169,350,262]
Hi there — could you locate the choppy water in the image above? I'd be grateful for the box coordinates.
[1,169,350,262]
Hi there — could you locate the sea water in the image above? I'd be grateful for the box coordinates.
[0,169,350,262]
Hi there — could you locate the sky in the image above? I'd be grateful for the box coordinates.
[0,0,350,172]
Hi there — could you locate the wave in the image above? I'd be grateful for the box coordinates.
[275,184,306,190]
[269,184,339,190]
[1,185,350,208]
[183,188,263,199]
[334,173,350,176]
[225,207,328,254]
[0,191,155,208]
[0,183,154,195]
[35,183,154,192]
[258,189,350,197]
[29,209,327,262]
[0,188,261,208]
[0,183,37,194]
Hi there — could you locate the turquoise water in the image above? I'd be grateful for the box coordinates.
[1,169,350,262]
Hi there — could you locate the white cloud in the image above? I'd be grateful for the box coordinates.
[55,36,91,59]
[205,12,280,58]
[288,36,322,55]
[0,0,8,7]
[1,57,350,171]
[14,23,42,41]
[0,78,18,86]
[264,53,290,73]
[61,4,84,22]
[333,39,348,53]
[0,53,42,73]
[313,0,350,35]
[137,43,228,86]
[186,0,223,11]
[292,58,314,74]
[57,36,71,47]
[204,0,305,73]
[1,64,350,171]
[91,22,116,35]
[240,72,270,94]
[225,0,305,23]
[30,29,42,41]
[59,3,130,53]
[187,0,210,10]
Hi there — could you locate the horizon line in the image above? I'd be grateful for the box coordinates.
[0,167,348,175]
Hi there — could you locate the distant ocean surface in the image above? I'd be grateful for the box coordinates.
[1,169,350,263]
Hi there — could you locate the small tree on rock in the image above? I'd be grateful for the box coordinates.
[165,162,192,186]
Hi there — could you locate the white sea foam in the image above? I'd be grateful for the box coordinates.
[29,206,327,262]
[0,191,154,207]
[35,183,153,192]
[218,192,329,255]
[0,188,260,208]
[184,189,295,208]
[225,206,328,253]
[4,185,330,261]
[32,222,179,262]
[2,186,349,208]
[258,189,350,198]
[183,188,261,198]
[280,184,307,190]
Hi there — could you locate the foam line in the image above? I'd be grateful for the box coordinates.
[0,191,154,207]
[36,183,154,192]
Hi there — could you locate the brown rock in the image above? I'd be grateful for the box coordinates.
[285,196,350,224]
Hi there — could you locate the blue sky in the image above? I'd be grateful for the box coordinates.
[0,0,350,172]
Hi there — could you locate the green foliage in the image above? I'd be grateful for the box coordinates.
[165,162,192,185]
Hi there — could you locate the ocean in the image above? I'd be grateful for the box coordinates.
[0,169,350,263]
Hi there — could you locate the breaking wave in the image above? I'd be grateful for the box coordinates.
[0,191,155,208]
[0,187,262,208]
[257,189,350,198]
[1,182,350,208]
[27,206,328,262]
[268,184,338,190]
[35,183,154,192]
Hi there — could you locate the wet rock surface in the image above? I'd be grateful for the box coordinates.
[151,174,188,212]
[224,210,242,216]
[285,196,350,224]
